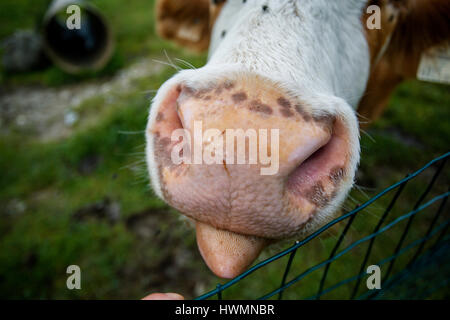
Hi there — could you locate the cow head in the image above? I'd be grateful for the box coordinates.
[147,0,450,279]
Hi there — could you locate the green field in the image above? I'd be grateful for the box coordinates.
[0,0,449,299]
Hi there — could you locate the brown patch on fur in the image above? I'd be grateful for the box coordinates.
[154,135,173,168]
[156,112,165,122]
[158,136,170,148]
[277,97,292,109]
[280,108,294,118]
[330,167,345,186]
[249,100,273,115]
[387,0,450,68]
[313,114,336,131]
[295,104,312,122]
[363,0,401,66]
[153,131,189,201]
[224,80,235,90]
[304,182,330,208]
[180,85,215,100]
[277,97,294,117]
[195,88,212,99]
[359,0,450,127]
[155,0,213,52]
[232,92,248,103]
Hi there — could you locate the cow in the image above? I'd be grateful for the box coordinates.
[145,0,450,282]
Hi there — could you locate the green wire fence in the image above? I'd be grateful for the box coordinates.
[196,152,450,300]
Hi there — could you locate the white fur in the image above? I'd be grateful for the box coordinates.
[209,0,370,107]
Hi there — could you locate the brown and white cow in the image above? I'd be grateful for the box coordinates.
[146,0,450,280]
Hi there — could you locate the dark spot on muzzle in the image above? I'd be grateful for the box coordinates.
[305,182,330,208]
[156,112,165,122]
[330,166,346,186]
[277,97,291,109]
[224,80,235,90]
[154,133,173,169]
[280,108,294,118]
[232,92,248,103]
[277,97,294,117]
[249,100,273,115]
[295,104,312,122]
[313,114,336,128]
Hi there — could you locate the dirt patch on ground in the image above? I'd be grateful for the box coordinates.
[0,59,162,142]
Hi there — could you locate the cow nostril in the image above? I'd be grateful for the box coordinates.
[150,84,184,145]
[286,119,351,212]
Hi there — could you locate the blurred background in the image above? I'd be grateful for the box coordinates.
[0,0,448,299]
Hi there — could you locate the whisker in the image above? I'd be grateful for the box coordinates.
[174,58,197,70]
[323,229,339,241]
[353,185,371,200]
[354,184,376,192]
[117,130,145,135]
[360,129,376,143]
[164,50,182,71]
[119,161,145,171]
[152,59,181,71]
[354,110,373,122]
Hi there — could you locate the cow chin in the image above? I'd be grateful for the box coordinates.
[146,70,360,278]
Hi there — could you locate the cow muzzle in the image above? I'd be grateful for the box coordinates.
[146,72,356,278]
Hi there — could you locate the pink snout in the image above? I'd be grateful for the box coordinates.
[147,73,355,278]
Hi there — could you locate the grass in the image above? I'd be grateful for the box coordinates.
[0,0,449,300]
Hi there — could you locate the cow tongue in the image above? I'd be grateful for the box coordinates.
[196,221,269,279]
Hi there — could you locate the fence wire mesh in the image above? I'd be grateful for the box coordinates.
[196,152,450,300]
